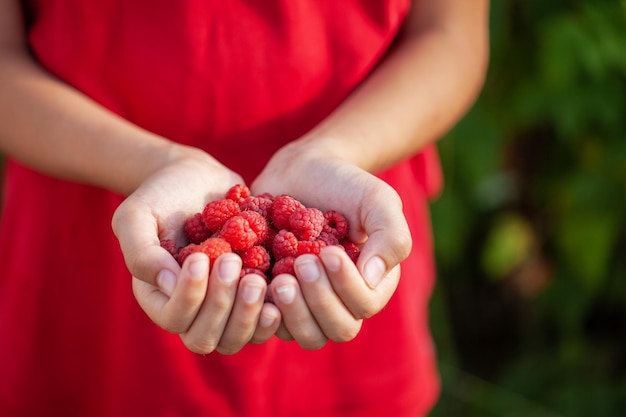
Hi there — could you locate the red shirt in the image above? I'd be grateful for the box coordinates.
[0,1,441,416]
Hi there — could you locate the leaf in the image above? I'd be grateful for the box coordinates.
[554,209,619,291]
[481,212,535,280]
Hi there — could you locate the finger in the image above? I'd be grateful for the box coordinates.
[270,274,327,350]
[356,188,412,289]
[294,255,362,342]
[179,253,241,354]
[275,321,295,341]
[319,245,400,319]
[249,303,282,344]
[112,201,179,288]
[216,274,267,354]
[133,252,209,334]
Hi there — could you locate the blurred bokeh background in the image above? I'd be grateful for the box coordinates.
[428,0,626,416]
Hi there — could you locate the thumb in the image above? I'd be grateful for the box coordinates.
[112,203,181,291]
[356,197,412,289]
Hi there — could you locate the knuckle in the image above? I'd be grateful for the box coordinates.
[182,336,218,355]
[126,254,145,279]
[355,299,381,320]
[300,337,328,351]
[110,207,125,235]
[330,321,362,343]
[393,229,413,261]
[216,343,244,355]
[231,315,254,331]
[161,318,187,334]
[210,297,234,314]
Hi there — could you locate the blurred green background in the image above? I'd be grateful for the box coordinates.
[428,0,626,416]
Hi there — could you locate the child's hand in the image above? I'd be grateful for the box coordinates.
[251,146,411,349]
[112,148,281,353]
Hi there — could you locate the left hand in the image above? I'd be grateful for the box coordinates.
[251,142,412,349]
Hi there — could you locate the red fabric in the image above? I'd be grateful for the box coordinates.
[0,1,441,416]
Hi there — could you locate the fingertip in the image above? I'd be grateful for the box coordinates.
[156,269,177,296]
[258,303,281,328]
[319,246,344,272]
[214,253,242,284]
[183,252,210,282]
[361,255,386,289]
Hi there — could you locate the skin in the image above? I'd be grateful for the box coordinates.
[0,0,490,353]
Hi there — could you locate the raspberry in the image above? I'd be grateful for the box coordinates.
[263,226,280,250]
[177,243,200,266]
[178,185,358,281]
[289,207,324,241]
[257,192,275,201]
[199,237,232,266]
[239,210,269,245]
[272,229,298,259]
[240,267,269,283]
[340,240,361,263]
[323,210,349,240]
[220,215,257,251]
[184,212,211,244]
[272,256,296,276]
[296,239,326,256]
[240,195,274,221]
[160,238,178,258]
[239,245,271,272]
[202,199,240,232]
[318,231,339,246]
[271,195,305,230]
[225,183,251,204]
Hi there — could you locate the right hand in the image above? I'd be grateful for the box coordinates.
[111,146,281,354]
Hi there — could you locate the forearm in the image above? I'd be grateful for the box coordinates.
[0,47,192,196]
[0,1,197,196]
[286,0,490,173]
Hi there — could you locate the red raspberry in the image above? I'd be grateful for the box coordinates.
[177,243,200,266]
[263,226,280,250]
[220,215,257,251]
[340,240,361,263]
[160,238,178,258]
[184,212,211,244]
[271,195,305,229]
[272,256,296,276]
[202,199,240,232]
[272,229,298,259]
[225,184,251,204]
[239,245,271,272]
[240,267,269,283]
[239,210,269,245]
[323,210,349,240]
[289,207,324,241]
[240,195,274,221]
[318,231,339,246]
[296,239,327,256]
[199,237,232,266]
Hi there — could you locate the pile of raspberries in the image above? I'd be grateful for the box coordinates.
[160,184,360,281]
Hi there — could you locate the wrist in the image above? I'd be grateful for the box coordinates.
[116,140,215,196]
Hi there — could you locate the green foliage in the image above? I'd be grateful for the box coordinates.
[429,0,626,415]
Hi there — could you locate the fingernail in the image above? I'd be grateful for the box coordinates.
[364,256,386,288]
[242,284,263,304]
[188,256,209,282]
[296,258,320,283]
[219,256,241,284]
[320,252,342,272]
[259,311,276,328]
[276,285,296,304]
[156,269,176,296]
